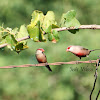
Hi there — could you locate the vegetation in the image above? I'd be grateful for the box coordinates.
[0,0,100,100]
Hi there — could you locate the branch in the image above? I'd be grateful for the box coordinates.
[90,75,97,100]
[1,25,100,48]
[54,25,100,32]
[90,59,100,100]
[96,90,100,100]
[0,60,98,69]
[0,36,30,48]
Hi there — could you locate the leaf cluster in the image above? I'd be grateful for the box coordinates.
[0,10,80,53]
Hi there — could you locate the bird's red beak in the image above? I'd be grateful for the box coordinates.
[41,49,45,52]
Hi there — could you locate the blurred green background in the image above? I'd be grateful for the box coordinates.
[0,0,100,100]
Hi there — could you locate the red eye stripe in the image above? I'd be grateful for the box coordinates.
[37,48,45,52]
[67,46,71,49]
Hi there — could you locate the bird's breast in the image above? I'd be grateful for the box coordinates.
[36,54,47,63]
[73,50,90,57]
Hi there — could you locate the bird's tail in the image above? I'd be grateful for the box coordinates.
[90,49,100,52]
[46,65,52,72]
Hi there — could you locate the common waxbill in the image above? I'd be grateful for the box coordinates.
[35,48,52,72]
[66,45,100,59]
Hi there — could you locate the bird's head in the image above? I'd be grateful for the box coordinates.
[66,46,72,52]
[36,48,45,54]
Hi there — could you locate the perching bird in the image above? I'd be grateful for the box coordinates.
[35,48,52,72]
[66,45,100,59]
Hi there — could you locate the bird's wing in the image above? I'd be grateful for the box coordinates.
[81,48,88,51]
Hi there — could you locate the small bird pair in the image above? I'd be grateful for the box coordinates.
[36,45,100,72]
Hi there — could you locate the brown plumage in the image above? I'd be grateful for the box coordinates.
[35,48,52,72]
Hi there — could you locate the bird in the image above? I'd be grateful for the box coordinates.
[35,48,52,72]
[66,45,100,59]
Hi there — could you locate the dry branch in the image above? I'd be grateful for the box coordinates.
[0,60,98,69]
[0,25,100,48]
[54,25,100,32]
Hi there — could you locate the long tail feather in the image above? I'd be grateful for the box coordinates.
[90,49,100,52]
[46,65,52,72]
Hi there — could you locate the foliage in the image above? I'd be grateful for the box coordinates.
[0,25,28,53]
[0,10,80,53]
[0,0,100,100]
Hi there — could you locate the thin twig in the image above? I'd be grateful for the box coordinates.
[90,73,97,100]
[90,59,100,100]
[1,25,100,48]
[94,59,100,77]
[0,60,98,69]
[95,57,100,100]
[0,36,30,48]
[96,90,100,100]
[53,25,100,32]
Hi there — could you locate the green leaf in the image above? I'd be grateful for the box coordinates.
[28,20,46,42]
[6,27,12,33]
[48,33,54,41]
[14,25,29,53]
[2,32,9,39]
[68,29,79,34]
[48,30,59,43]
[6,35,17,51]
[12,27,18,35]
[39,28,46,42]
[60,10,80,28]
[16,25,28,44]
[27,10,46,42]
[52,30,59,41]
[52,24,59,28]
[31,10,44,27]
[0,39,6,44]
[45,25,52,33]
[6,35,17,46]
[27,24,39,42]
[15,43,28,53]
[18,25,29,38]
[42,11,57,33]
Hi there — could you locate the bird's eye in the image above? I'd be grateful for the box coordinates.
[67,47,70,49]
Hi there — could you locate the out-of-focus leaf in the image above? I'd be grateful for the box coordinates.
[60,10,80,33]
